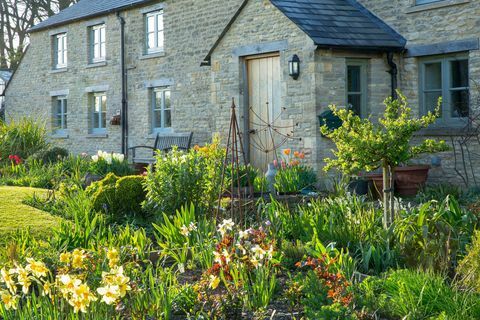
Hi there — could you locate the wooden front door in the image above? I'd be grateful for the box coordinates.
[247,54,282,171]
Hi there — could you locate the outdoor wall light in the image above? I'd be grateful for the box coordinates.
[288,54,300,80]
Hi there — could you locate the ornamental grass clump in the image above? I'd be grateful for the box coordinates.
[274,149,317,194]
[322,91,448,228]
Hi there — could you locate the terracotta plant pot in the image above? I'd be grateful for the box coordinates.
[366,173,383,199]
[395,165,430,197]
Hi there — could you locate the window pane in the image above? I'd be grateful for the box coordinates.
[347,66,361,92]
[101,43,106,57]
[147,16,155,33]
[101,95,107,112]
[101,112,107,128]
[94,43,100,58]
[100,27,105,42]
[347,94,362,116]
[424,91,442,115]
[153,110,161,128]
[94,97,101,112]
[164,109,171,127]
[451,60,469,88]
[148,33,155,49]
[164,91,171,109]
[56,100,63,115]
[155,92,162,110]
[157,13,163,31]
[451,89,469,118]
[93,112,100,129]
[63,100,67,115]
[424,62,442,90]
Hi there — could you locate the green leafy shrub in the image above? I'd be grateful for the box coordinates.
[144,139,224,216]
[32,147,69,164]
[394,196,477,273]
[358,269,480,320]
[225,164,257,188]
[0,118,49,161]
[86,174,147,221]
[456,231,480,292]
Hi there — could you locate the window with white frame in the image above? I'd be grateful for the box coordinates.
[152,88,171,132]
[419,54,469,126]
[90,24,106,63]
[346,60,368,117]
[54,33,67,69]
[91,92,107,134]
[53,96,68,134]
[145,10,164,54]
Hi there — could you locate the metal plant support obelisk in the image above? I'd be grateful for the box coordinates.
[217,99,254,222]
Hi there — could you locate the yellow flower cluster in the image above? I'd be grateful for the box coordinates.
[60,249,88,269]
[0,248,132,314]
[57,274,97,313]
[97,266,131,305]
[0,258,49,311]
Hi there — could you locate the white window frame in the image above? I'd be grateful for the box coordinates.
[346,59,368,118]
[54,33,68,69]
[53,96,68,135]
[419,54,470,127]
[145,10,164,54]
[91,92,107,134]
[151,87,172,133]
[90,24,106,63]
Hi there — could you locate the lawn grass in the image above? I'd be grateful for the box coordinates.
[0,186,62,243]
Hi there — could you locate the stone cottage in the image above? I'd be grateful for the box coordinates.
[4,0,480,186]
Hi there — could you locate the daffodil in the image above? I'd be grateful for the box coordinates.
[107,248,119,268]
[71,249,86,269]
[213,251,223,265]
[180,225,190,237]
[26,258,49,278]
[15,266,31,294]
[0,268,16,294]
[209,275,220,289]
[97,285,120,305]
[0,291,18,310]
[60,252,71,264]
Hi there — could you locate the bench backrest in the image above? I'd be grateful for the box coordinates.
[153,132,193,154]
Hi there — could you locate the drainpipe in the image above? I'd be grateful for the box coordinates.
[117,12,128,157]
[387,52,398,100]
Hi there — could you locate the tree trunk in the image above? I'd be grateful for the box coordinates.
[382,160,395,228]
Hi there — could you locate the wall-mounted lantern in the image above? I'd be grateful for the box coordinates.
[288,54,300,80]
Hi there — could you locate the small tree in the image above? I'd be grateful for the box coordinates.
[321,92,449,228]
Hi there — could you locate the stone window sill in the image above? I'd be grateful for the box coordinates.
[140,51,166,60]
[86,61,107,68]
[51,133,69,139]
[406,0,469,13]
[415,126,477,136]
[50,68,68,74]
[87,133,109,139]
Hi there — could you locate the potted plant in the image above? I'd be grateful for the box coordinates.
[274,149,317,195]
[321,92,448,228]
[395,164,431,196]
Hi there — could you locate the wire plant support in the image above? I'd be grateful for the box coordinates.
[217,98,254,223]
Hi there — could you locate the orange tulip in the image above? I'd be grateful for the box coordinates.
[283,149,291,156]
[294,151,300,158]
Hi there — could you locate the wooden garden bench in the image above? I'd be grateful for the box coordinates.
[129,132,193,164]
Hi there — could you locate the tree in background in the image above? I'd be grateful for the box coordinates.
[0,0,79,69]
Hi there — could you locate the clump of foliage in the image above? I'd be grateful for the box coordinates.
[322,92,448,227]
[0,117,49,161]
[31,147,69,165]
[456,231,480,292]
[358,269,480,319]
[143,138,224,216]
[274,149,317,194]
[394,196,476,273]
[86,173,147,221]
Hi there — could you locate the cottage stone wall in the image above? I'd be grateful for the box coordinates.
[6,0,243,156]
[358,0,480,186]
[6,0,480,187]
[210,0,318,172]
